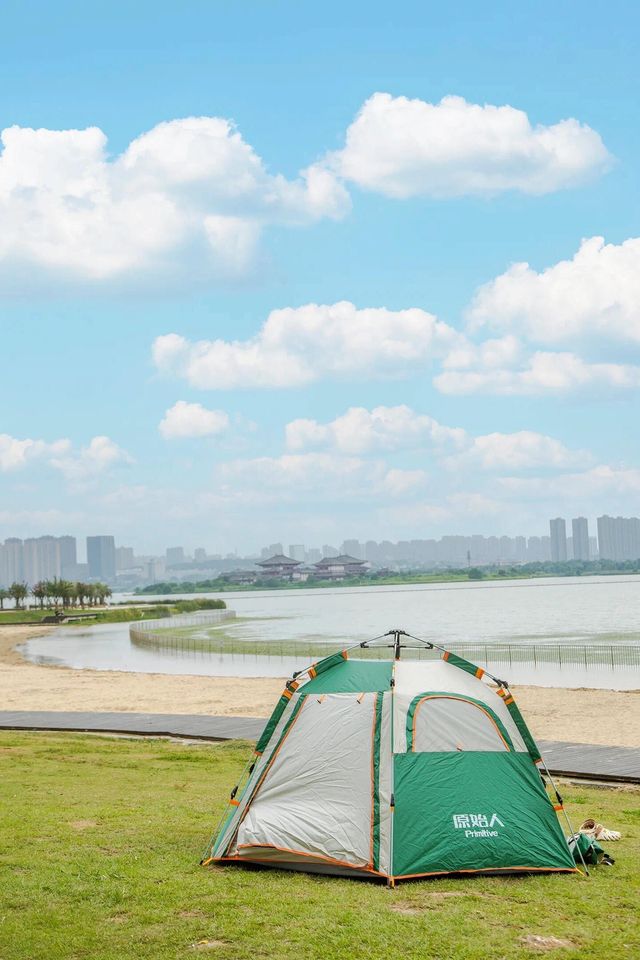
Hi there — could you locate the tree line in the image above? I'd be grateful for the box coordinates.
[0,579,112,610]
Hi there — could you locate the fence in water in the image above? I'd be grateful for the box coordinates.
[129,609,236,646]
[128,613,640,671]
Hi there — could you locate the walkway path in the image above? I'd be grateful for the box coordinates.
[1,711,639,784]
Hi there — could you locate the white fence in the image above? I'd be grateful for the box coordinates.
[129,609,235,645]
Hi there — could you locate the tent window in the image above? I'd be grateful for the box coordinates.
[407,695,513,753]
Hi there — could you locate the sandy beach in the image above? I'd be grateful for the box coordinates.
[1,625,639,748]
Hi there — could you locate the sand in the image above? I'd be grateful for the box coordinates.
[1,625,639,748]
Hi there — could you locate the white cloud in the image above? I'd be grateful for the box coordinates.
[50,436,132,482]
[285,405,588,473]
[0,117,349,282]
[153,302,459,389]
[444,430,590,471]
[385,492,504,528]
[327,93,610,198]
[499,464,640,499]
[286,405,466,454]
[435,349,640,395]
[159,401,230,439]
[0,433,70,471]
[468,236,640,344]
[216,452,427,503]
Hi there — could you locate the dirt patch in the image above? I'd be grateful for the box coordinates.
[190,940,226,950]
[390,891,467,913]
[180,910,206,919]
[520,934,576,951]
[68,819,97,830]
[105,914,129,925]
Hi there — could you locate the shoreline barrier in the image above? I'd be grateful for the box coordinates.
[128,620,640,671]
[129,609,236,646]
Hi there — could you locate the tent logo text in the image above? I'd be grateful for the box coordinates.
[452,813,504,838]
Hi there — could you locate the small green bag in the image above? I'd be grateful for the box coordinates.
[568,832,606,865]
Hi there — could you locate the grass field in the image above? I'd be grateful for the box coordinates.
[1,733,639,960]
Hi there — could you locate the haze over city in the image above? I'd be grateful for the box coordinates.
[2,514,639,590]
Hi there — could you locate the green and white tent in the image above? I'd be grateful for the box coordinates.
[203,635,577,883]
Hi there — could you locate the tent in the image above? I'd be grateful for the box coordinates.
[202,631,579,883]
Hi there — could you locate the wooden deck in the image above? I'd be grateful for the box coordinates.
[0,711,638,784]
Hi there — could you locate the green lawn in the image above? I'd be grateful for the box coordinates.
[1,733,639,960]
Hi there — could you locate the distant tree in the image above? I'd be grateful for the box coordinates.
[32,581,47,609]
[58,580,75,609]
[468,568,484,580]
[73,582,86,607]
[9,581,29,609]
[0,588,9,610]
[94,582,112,605]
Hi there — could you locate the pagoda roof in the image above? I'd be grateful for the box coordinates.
[256,553,302,567]
[314,554,365,566]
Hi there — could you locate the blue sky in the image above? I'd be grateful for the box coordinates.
[1,1,639,554]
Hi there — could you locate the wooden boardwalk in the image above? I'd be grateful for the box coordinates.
[0,711,638,784]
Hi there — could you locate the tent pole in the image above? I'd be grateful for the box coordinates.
[537,756,590,877]
[387,659,397,888]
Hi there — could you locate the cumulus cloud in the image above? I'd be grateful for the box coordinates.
[0,117,349,282]
[159,401,230,439]
[50,436,132,482]
[384,492,504,528]
[286,405,466,454]
[436,238,640,396]
[435,348,640,395]
[215,452,427,503]
[443,430,590,471]
[468,236,640,344]
[326,93,610,198]
[0,433,70,471]
[498,464,640,499]
[153,302,459,389]
[285,405,588,472]
[0,432,131,482]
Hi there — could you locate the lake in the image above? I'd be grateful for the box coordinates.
[19,575,640,689]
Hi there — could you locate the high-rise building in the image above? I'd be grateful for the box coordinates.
[268,543,283,557]
[514,536,527,562]
[86,536,116,580]
[322,545,338,558]
[166,546,185,566]
[549,518,567,562]
[597,515,640,561]
[194,548,207,563]
[341,540,363,559]
[1,538,23,585]
[571,517,589,561]
[115,546,135,571]
[59,536,77,577]
[288,545,305,562]
[23,536,61,584]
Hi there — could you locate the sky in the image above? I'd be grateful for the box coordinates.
[1,0,639,555]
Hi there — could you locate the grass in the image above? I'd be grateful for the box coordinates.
[1,732,639,960]
[0,598,225,627]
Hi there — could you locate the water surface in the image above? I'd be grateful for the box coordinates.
[20,575,640,688]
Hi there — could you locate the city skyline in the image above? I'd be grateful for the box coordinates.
[2,513,638,588]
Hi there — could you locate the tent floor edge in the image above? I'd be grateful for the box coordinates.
[212,856,390,881]
[394,865,580,881]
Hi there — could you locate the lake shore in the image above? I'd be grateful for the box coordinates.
[1,625,639,748]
